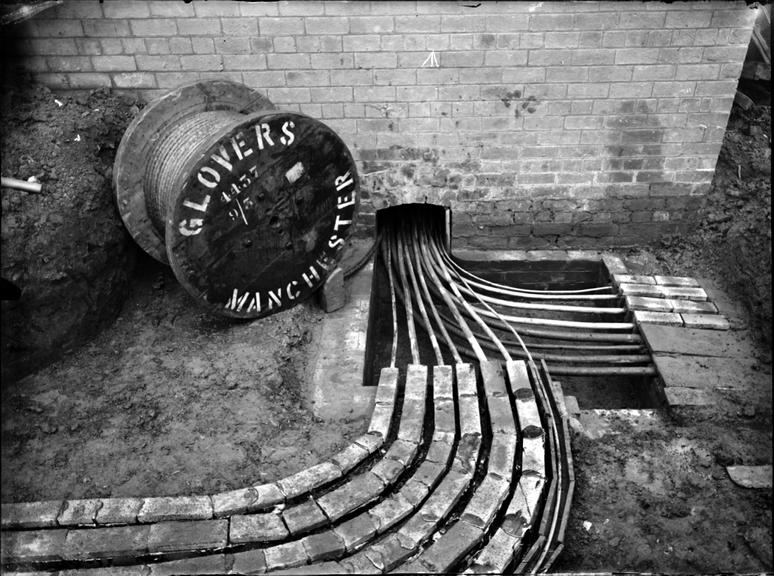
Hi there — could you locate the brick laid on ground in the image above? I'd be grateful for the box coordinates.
[63,525,149,560]
[1,500,63,529]
[148,553,226,575]
[397,364,428,444]
[300,529,346,562]
[368,367,399,440]
[681,313,730,330]
[399,478,431,507]
[414,519,484,572]
[669,299,717,314]
[264,539,309,571]
[354,432,384,454]
[369,456,406,484]
[230,512,288,543]
[383,439,419,467]
[340,551,382,574]
[330,442,369,474]
[333,513,379,552]
[211,484,284,517]
[633,310,684,326]
[137,496,212,523]
[619,283,663,298]
[654,275,700,287]
[664,386,716,407]
[316,472,384,521]
[367,491,415,533]
[363,532,415,572]
[654,355,764,390]
[282,498,328,535]
[461,474,511,530]
[488,433,518,480]
[424,434,454,465]
[277,462,342,499]
[1,528,68,563]
[468,527,523,574]
[58,566,150,575]
[613,273,656,286]
[661,286,708,301]
[58,499,101,526]
[227,548,267,574]
[626,295,673,312]
[641,324,750,358]
[147,519,227,553]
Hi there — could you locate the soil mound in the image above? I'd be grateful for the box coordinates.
[658,103,771,348]
[1,82,140,382]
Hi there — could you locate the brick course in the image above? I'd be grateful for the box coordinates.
[3,0,757,247]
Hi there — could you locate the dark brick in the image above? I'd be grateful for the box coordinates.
[533,223,573,236]
[147,519,227,554]
[282,498,328,535]
[579,223,618,237]
[300,529,346,562]
[636,171,670,183]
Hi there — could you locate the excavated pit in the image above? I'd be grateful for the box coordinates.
[365,204,664,410]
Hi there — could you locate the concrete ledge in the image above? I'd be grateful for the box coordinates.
[309,262,376,421]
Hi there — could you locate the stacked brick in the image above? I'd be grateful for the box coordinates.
[3,0,758,247]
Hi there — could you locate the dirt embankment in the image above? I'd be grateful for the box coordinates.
[656,104,772,349]
[1,83,140,382]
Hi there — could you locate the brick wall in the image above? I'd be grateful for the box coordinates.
[2,0,758,248]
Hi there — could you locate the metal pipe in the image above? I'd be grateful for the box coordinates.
[1,176,42,193]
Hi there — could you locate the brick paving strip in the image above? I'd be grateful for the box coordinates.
[0,359,562,574]
[0,366,398,570]
[3,250,611,573]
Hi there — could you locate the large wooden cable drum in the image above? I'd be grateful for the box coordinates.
[114,80,360,319]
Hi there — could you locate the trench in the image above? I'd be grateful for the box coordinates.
[364,203,664,411]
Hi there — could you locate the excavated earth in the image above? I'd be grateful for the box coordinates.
[1,84,771,572]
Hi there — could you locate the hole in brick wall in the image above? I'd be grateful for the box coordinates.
[363,203,663,410]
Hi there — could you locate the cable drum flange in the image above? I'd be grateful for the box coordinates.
[113,80,360,319]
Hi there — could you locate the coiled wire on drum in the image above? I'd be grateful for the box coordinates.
[143,111,239,234]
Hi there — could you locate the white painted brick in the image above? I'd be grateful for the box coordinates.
[681,313,730,330]
[633,310,684,326]
[654,275,700,286]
